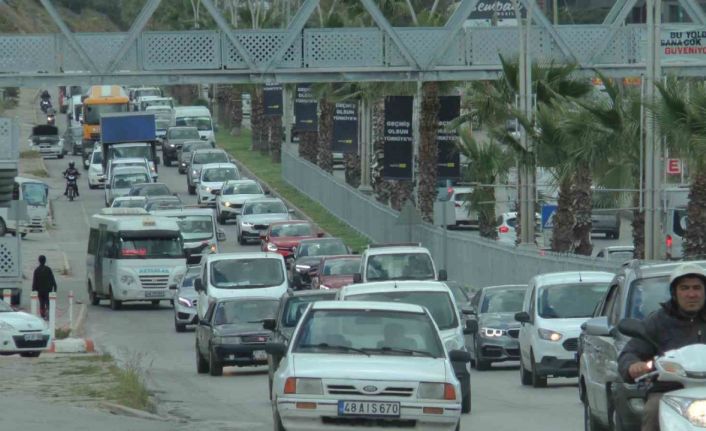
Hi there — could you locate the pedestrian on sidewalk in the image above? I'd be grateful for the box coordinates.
[32,255,57,320]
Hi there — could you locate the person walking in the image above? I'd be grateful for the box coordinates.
[31,255,57,320]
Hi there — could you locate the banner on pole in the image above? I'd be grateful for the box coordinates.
[332,102,358,154]
[263,83,283,117]
[436,96,461,180]
[294,84,317,131]
[383,96,414,180]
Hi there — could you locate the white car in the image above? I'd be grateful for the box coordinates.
[595,245,635,261]
[268,300,468,431]
[215,179,266,224]
[196,163,240,207]
[516,271,613,388]
[173,265,201,332]
[87,150,105,189]
[0,300,51,357]
[496,211,541,245]
[448,186,477,227]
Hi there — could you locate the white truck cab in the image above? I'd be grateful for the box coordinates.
[353,243,447,284]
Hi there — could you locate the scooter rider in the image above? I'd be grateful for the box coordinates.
[618,263,706,431]
[63,161,81,197]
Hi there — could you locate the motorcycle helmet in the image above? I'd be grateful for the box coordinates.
[669,263,706,295]
[69,162,75,168]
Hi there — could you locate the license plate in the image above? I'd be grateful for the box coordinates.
[24,333,42,341]
[145,291,165,298]
[338,401,400,417]
[253,350,267,361]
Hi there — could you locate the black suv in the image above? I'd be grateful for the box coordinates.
[289,237,350,289]
[579,260,706,430]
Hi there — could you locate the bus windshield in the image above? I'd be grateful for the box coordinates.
[22,183,47,207]
[119,236,183,259]
[174,215,214,241]
[84,103,129,125]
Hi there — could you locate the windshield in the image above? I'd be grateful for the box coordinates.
[213,299,279,325]
[169,128,200,140]
[193,152,228,164]
[628,276,670,319]
[299,241,347,257]
[222,183,262,195]
[608,250,635,261]
[538,282,610,319]
[84,103,129,125]
[270,223,313,238]
[112,199,145,208]
[111,146,151,160]
[176,116,212,131]
[210,258,284,288]
[282,295,334,327]
[243,201,287,215]
[182,266,201,288]
[146,200,182,211]
[183,143,210,154]
[134,184,170,196]
[174,215,214,241]
[119,236,183,259]
[366,253,435,281]
[346,290,458,330]
[92,152,103,164]
[113,173,150,189]
[480,288,526,313]
[22,183,47,206]
[321,258,361,276]
[293,309,444,357]
[202,167,238,183]
[136,89,161,98]
[144,100,171,109]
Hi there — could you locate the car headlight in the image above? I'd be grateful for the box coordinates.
[120,274,136,286]
[267,242,278,252]
[169,143,175,148]
[0,321,15,330]
[537,328,563,341]
[177,296,193,308]
[418,382,456,400]
[192,170,199,176]
[241,221,253,227]
[295,264,311,273]
[481,327,506,338]
[663,396,706,427]
[224,201,231,207]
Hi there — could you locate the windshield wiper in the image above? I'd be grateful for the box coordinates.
[299,343,370,356]
[370,346,437,358]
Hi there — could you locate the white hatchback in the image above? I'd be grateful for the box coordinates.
[268,300,467,431]
[515,271,613,388]
[196,163,240,207]
[0,300,51,357]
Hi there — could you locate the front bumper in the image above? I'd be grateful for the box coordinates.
[37,146,63,157]
[198,191,216,206]
[88,172,105,186]
[213,343,268,366]
[535,356,578,378]
[0,332,51,352]
[174,302,198,324]
[477,336,520,362]
[219,204,241,218]
[277,397,460,431]
[112,287,175,302]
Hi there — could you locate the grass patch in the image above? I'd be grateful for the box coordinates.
[54,326,71,340]
[60,364,102,376]
[20,150,41,159]
[218,129,371,253]
[109,353,152,411]
[69,353,113,363]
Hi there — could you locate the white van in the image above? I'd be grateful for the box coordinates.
[662,187,689,260]
[148,207,226,254]
[173,106,216,147]
[11,177,50,236]
[194,252,288,319]
[515,271,613,388]
[68,95,83,127]
[86,208,187,310]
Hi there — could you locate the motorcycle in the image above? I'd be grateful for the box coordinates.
[40,99,52,113]
[46,112,55,125]
[65,174,78,201]
[619,319,706,430]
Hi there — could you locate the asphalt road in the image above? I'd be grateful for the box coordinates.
[17,123,582,430]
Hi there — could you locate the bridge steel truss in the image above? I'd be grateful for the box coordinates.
[0,0,705,86]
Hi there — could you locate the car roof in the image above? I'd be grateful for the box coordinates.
[286,289,338,298]
[110,157,147,164]
[532,271,615,286]
[200,163,236,170]
[182,140,207,146]
[602,246,635,252]
[113,196,147,201]
[269,220,310,227]
[341,280,451,296]
[193,149,226,155]
[133,182,168,188]
[481,284,528,291]
[169,126,198,131]
[243,197,283,205]
[365,246,431,255]
[204,252,284,263]
[112,166,150,175]
[311,300,426,314]
[299,237,342,245]
[623,260,706,279]
[150,208,213,217]
[215,296,280,304]
[224,179,258,185]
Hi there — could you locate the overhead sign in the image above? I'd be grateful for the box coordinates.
[541,204,557,230]
[659,28,706,64]
[468,0,525,20]
[667,158,682,175]
[383,96,414,180]
[332,102,358,154]
[263,83,283,117]
[437,96,461,180]
[294,84,317,132]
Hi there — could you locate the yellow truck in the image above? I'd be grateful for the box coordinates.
[81,85,129,167]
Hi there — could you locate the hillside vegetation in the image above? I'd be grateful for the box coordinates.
[0,0,119,33]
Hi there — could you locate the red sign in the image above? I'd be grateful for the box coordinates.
[667,159,682,175]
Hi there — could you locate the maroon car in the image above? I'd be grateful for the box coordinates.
[260,220,323,263]
[311,255,361,290]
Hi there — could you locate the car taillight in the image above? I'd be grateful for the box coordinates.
[499,226,509,233]
[443,383,456,400]
[666,235,673,250]
[284,377,297,394]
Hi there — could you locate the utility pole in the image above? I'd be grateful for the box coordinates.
[644,0,663,260]
[358,98,373,194]
[553,0,558,24]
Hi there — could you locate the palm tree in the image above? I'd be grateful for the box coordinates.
[655,78,706,259]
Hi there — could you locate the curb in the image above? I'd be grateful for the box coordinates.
[71,303,87,337]
[99,402,178,422]
[47,336,95,353]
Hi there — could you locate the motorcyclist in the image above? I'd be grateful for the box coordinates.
[618,263,706,431]
[63,162,81,197]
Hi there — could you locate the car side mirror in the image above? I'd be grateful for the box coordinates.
[353,273,362,283]
[172,192,178,197]
[265,342,287,356]
[438,269,448,281]
[583,316,612,337]
[262,318,276,331]
[463,319,478,334]
[352,250,359,255]
[199,319,210,326]
[194,278,204,292]
[216,229,226,242]
[514,311,530,324]
[316,232,325,238]
[461,307,476,316]
[264,188,270,195]
[449,349,471,363]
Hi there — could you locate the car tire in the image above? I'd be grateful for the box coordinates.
[88,282,100,306]
[109,288,122,311]
[0,217,7,237]
[88,183,96,190]
[20,351,41,358]
[461,375,471,414]
[520,357,533,386]
[584,401,606,431]
[164,158,171,167]
[474,340,490,371]
[196,341,209,374]
[273,406,286,431]
[175,315,186,333]
[217,212,226,225]
[531,352,547,388]
[188,184,196,195]
[209,346,223,376]
[239,234,247,246]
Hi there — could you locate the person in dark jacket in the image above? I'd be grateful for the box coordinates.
[31,255,57,320]
[618,262,706,431]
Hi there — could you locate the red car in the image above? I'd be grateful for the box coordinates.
[260,221,323,263]
[311,255,361,290]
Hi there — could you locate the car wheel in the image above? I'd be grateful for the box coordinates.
[520,356,532,386]
[239,234,247,246]
[20,351,41,358]
[175,314,186,333]
[584,401,606,431]
[474,340,490,371]
[217,212,226,225]
[0,217,7,236]
[531,352,547,388]
[188,184,196,195]
[196,341,209,374]
[109,288,122,311]
[88,183,96,190]
[209,345,223,376]
[461,375,471,414]
[273,406,287,431]
[88,282,100,306]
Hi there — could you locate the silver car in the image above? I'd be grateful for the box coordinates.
[236,198,292,245]
[215,179,266,224]
[187,149,230,195]
[173,265,201,332]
